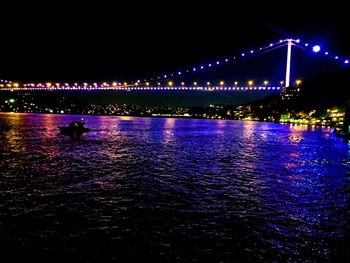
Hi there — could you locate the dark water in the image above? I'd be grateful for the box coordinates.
[1,113,350,262]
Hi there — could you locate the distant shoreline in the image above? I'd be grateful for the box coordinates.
[0,111,335,128]
[0,111,234,121]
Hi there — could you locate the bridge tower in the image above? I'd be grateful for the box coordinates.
[285,39,293,88]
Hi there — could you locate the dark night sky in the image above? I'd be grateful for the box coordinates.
[1,3,349,83]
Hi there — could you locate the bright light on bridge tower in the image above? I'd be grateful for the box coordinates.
[285,39,293,88]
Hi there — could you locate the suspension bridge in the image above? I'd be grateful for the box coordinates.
[0,38,348,92]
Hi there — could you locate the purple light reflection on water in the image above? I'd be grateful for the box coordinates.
[0,114,349,261]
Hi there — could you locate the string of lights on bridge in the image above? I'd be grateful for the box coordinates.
[6,85,282,92]
[135,38,348,85]
[0,38,349,91]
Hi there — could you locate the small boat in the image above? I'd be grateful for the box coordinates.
[58,120,91,139]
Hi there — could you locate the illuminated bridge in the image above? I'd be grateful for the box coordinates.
[0,38,348,92]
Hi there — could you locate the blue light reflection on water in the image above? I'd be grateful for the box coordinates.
[0,113,350,261]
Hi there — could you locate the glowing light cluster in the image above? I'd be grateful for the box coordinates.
[0,79,12,83]
[0,82,19,88]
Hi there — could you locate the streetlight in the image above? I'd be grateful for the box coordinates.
[248,80,253,87]
[295,79,302,92]
[263,80,268,86]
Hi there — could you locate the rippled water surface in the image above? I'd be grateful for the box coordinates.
[1,113,350,262]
